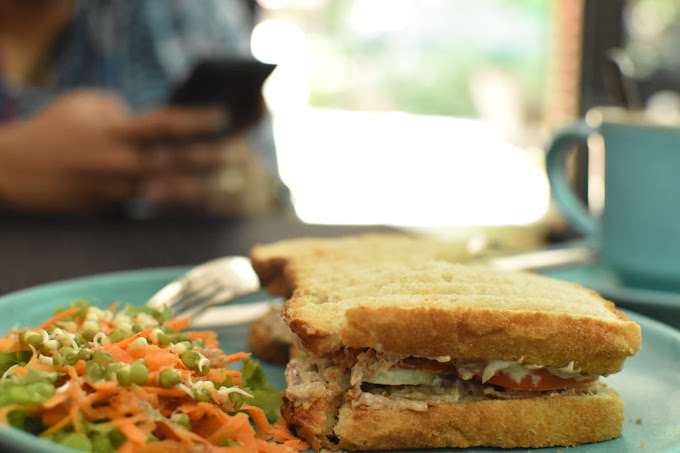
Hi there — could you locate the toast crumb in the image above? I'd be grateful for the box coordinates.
[635,417,642,425]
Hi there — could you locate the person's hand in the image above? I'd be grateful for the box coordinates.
[0,90,228,213]
[136,132,275,215]
[121,103,276,215]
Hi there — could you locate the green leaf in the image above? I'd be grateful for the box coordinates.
[7,410,43,435]
[248,388,283,422]
[22,369,59,384]
[239,360,283,421]
[0,352,19,375]
[240,359,268,390]
[0,380,55,407]
[0,351,32,376]
[107,428,126,449]
[16,351,32,365]
[90,433,115,453]
[85,423,124,453]
[55,432,92,452]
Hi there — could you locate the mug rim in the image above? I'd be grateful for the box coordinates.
[586,106,680,130]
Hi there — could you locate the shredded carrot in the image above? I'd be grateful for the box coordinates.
[9,366,28,378]
[74,359,86,375]
[144,350,181,370]
[241,404,272,434]
[115,328,154,349]
[41,407,67,427]
[39,306,81,329]
[269,418,307,446]
[163,317,190,331]
[65,366,79,381]
[0,337,18,352]
[207,368,228,383]
[186,331,219,348]
[70,402,84,434]
[114,419,148,445]
[42,392,69,410]
[41,413,73,437]
[140,387,188,398]
[222,352,251,365]
[102,344,134,363]
[0,301,306,453]
[23,347,54,374]
[91,381,118,392]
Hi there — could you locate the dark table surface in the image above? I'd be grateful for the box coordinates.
[3,209,679,330]
[0,209,387,295]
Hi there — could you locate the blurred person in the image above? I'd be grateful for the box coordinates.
[0,0,282,215]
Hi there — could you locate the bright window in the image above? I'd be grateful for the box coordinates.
[253,0,554,227]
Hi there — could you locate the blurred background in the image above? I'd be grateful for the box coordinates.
[2,0,679,262]
[248,0,673,243]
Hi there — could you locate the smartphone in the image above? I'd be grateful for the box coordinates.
[168,58,276,140]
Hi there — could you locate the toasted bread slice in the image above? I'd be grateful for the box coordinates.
[284,260,641,375]
[332,386,624,450]
[250,234,470,296]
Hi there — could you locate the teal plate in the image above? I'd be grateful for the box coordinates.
[0,268,678,453]
[543,263,680,330]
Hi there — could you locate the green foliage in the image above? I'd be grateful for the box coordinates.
[7,410,43,435]
[240,360,283,422]
[306,0,552,117]
[0,351,31,375]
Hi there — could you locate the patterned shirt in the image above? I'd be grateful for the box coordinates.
[0,0,279,177]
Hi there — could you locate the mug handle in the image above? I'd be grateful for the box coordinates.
[545,121,600,236]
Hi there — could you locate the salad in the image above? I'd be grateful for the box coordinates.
[0,299,307,453]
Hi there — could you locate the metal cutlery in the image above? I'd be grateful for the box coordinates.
[146,256,261,320]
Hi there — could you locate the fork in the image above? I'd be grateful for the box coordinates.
[146,256,261,320]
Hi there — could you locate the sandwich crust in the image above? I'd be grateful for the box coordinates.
[283,261,641,376]
[250,233,471,297]
[282,396,341,451]
[339,305,639,375]
[332,386,624,450]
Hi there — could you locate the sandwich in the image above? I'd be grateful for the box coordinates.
[250,247,641,450]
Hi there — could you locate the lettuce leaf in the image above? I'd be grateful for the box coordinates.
[240,359,283,421]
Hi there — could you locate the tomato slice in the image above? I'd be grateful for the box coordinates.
[483,369,595,391]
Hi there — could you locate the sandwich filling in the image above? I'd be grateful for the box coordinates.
[351,351,598,393]
[365,357,596,392]
[284,349,607,449]
[286,349,602,413]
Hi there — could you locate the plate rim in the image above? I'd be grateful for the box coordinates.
[542,263,680,309]
[0,266,188,301]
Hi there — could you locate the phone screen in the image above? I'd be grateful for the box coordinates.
[168,58,276,139]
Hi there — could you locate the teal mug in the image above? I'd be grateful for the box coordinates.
[546,107,680,290]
